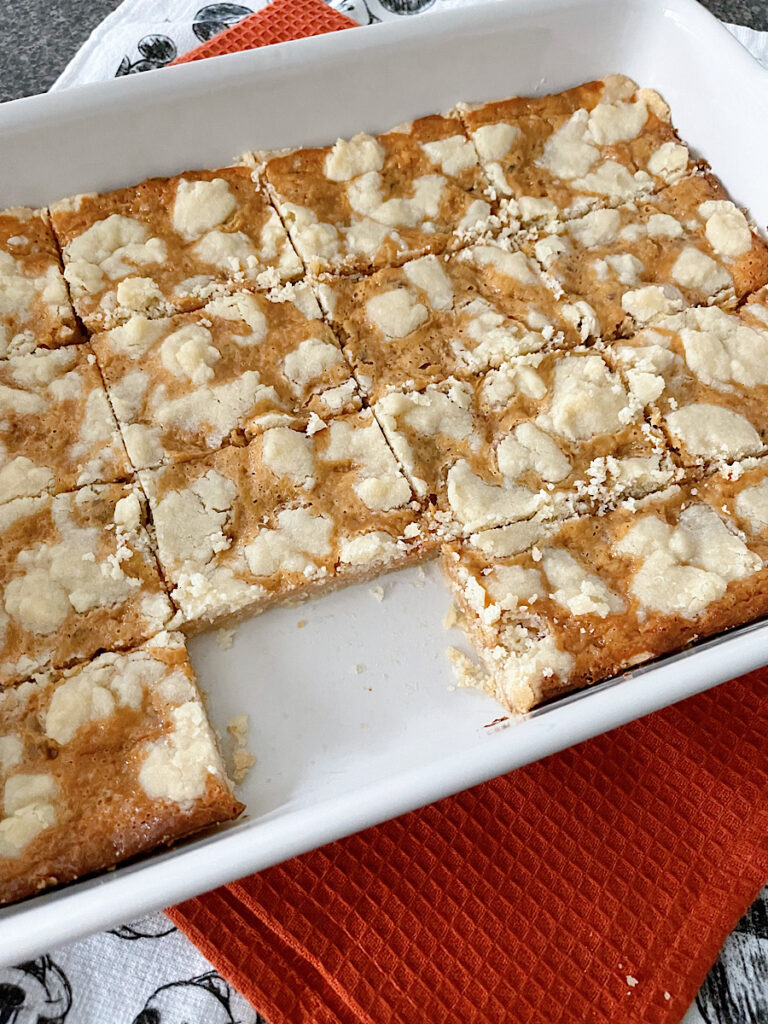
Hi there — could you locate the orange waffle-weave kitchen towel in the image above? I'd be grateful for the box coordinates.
[171,0,356,64]
[166,6,768,1021]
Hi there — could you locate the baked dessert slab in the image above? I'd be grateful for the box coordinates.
[0,631,242,904]
[260,113,495,277]
[0,483,172,687]
[605,291,768,469]
[0,207,79,358]
[526,173,768,339]
[318,247,592,402]
[374,349,674,538]
[92,284,360,470]
[0,344,131,504]
[50,167,303,333]
[442,461,768,714]
[3,71,768,907]
[140,409,429,630]
[460,74,699,229]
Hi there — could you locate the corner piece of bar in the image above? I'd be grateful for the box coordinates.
[441,463,768,713]
[0,631,242,905]
[460,74,699,230]
[50,167,302,332]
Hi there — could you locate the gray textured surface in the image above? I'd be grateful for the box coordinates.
[0,0,765,102]
[0,0,123,102]
[704,0,768,29]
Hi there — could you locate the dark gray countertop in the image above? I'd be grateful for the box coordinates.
[0,0,123,102]
[0,0,766,102]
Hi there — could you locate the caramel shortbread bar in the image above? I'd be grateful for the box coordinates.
[0,345,131,503]
[443,464,768,713]
[140,409,428,629]
[460,75,698,229]
[0,483,172,687]
[319,248,592,402]
[527,174,768,339]
[0,631,242,904]
[453,243,600,344]
[50,167,302,332]
[374,349,673,538]
[0,207,78,358]
[92,285,360,470]
[606,290,768,468]
[261,114,494,277]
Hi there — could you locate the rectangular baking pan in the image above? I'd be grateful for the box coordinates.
[0,0,766,962]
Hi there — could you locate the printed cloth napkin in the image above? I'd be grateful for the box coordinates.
[20,4,767,1024]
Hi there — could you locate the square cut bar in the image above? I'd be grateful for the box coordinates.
[452,243,600,344]
[374,349,674,539]
[0,483,173,687]
[140,409,429,629]
[260,113,495,277]
[0,344,131,504]
[0,631,242,905]
[605,289,768,469]
[442,462,768,714]
[318,247,595,402]
[92,285,360,471]
[50,167,303,333]
[0,207,79,358]
[460,74,699,230]
[526,174,768,339]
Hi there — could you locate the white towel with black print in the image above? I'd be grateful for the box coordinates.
[19,5,767,1024]
[1,912,266,1023]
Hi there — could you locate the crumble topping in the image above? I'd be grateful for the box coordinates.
[0,207,78,356]
[142,409,424,627]
[0,635,237,880]
[263,113,493,274]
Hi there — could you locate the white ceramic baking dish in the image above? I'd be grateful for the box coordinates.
[0,0,766,963]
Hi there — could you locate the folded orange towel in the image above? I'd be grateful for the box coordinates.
[171,0,356,64]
